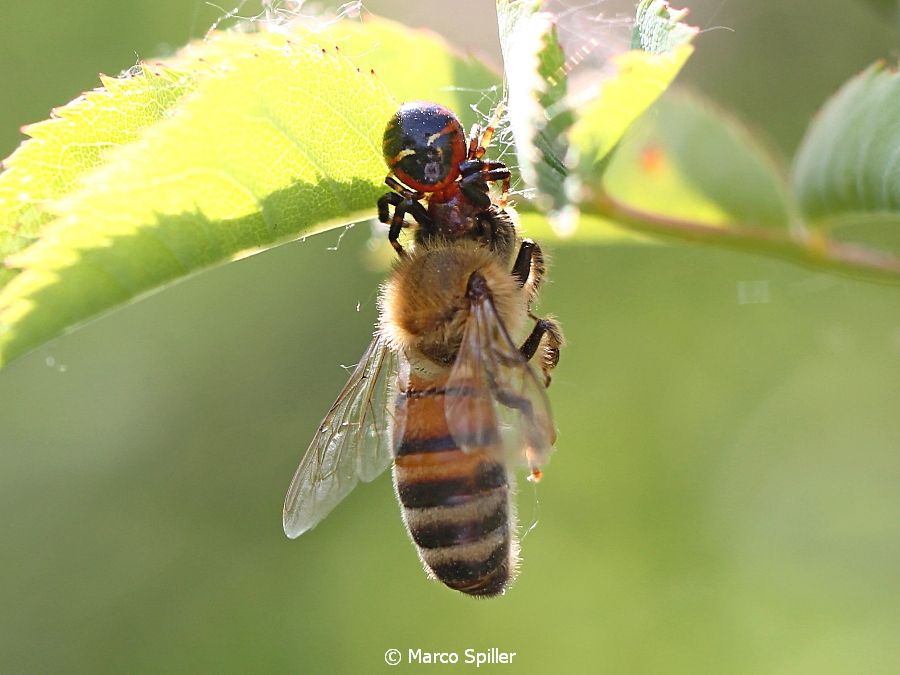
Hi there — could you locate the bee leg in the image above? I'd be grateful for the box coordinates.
[465,272,561,383]
[511,240,547,306]
[511,240,536,286]
[519,317,563,387]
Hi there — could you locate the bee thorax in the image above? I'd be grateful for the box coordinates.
[378,243,526,370]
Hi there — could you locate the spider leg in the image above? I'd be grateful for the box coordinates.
[467,124,482,160]
[457,157,511,208]
[466,113,499,161]
[482,169,511,183]
[479,161,510,205]
[474,124,496,159]
[465,103,505,165]
[385,176,422,197]
[481,166,511,206]
[377,191,403,225]
[379,176,434,257]
[480,162,508,173]
[388,212,408,256]
[458,172,491,208]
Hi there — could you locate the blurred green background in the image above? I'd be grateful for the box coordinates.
[1,1,899,673]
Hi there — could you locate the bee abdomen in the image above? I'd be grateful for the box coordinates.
[394,446,516,597]
[420,525,511,597]
[409,494,507,548]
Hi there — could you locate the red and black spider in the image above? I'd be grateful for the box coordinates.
[378,101,513,257]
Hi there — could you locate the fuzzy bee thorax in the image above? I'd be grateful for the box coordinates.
[378,242,527,370]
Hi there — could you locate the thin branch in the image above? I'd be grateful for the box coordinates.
[590,191,900,284]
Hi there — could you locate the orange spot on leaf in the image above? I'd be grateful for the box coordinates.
[640,144,666,174]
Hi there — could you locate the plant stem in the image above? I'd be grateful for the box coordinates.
[591,191,900,284]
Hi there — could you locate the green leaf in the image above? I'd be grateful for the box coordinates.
[588,87,900,282]
[315,17,501,128]
[497,0,696,232]
[632,0,699,52]
[603,90,792,229]
[496,9,900,281]
[566,0,698,188]
[571,0,698,165]
[0,67,200,289]
[496,0,571,216]
[0,18,499,368]
[792,62,900,226]
[567,43,694,189]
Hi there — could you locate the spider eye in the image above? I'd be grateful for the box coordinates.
[383,101,466,192]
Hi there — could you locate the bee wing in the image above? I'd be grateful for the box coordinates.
[445,293,556,472]
[283,334,402,538]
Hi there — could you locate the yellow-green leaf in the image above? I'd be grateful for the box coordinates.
[0,18,499,368]
[496,0,696,233]
[569,44,694,179]
[603,90,792,228]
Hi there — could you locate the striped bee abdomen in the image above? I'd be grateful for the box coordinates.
[392,380,517,597]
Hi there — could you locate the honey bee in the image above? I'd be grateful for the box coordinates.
[283,102,563,597]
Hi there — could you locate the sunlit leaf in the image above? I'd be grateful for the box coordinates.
[496,0,572,216]
[568,44,693,188]
[603,90,792,228]
[0,18,498,368]
[569,0,697,183]
[0,67,200,290]
[632,0,698,52]
[588,87,900,282]
[496,0,696,233]
[314,16,501,127]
